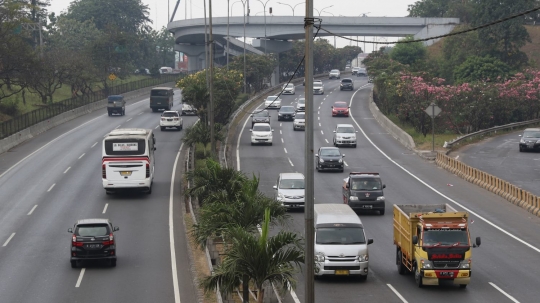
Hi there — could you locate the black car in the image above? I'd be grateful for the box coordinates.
[278,106,296,121]
[340,78,354,91]
[251,110,271,127]
[342,172,386,215]
[69,218,119,268]
[519,128,540,152]
[316,147,344,172]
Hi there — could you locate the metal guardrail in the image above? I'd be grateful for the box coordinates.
[445,118,540,148]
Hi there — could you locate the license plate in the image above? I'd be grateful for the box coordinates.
[167,119,172,121]
[440,271,454,277]
[120,171,132,176]
[528,144,534,147]
[335,270,349,275]
[86,244,101,249]
[363,205,373,209]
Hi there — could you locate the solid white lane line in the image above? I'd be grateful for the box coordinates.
[348,87,540,254]
[27,205,38,215]
[115,125,121,129]
[47,184,55,192]
[344,161,349,167]
[325,139,329,143]
[489,282,520,303]
[102,203,109,214]
[64,167,71,174]
[320,130,324,135]
[387,284,409,303]
[126,118,132,122]
[91,142,98,148]
[288,158,294,167]
[3,233,15,247]
[78,153,85,159]
[169,142,184,303]
[155,125,159,129]
[75,268,85,288]
[284,148,288,154]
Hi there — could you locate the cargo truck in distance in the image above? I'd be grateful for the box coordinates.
[393,204,481,288]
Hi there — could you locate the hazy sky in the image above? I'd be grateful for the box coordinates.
[48,0,417,50]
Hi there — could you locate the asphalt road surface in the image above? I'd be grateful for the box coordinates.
[234,77,540,303]
[0,90,198,303]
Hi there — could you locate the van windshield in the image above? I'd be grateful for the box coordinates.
[316,227,365,244]
[151,90,170,96]
[104,138,146,155]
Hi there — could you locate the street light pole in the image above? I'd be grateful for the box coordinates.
[242,0,247,93]
[209,0,215,154]
[227,0,230,70]
[277,1,305,16]
[257,0,270,55]
[203,0,208,85]
[324,11,336,48]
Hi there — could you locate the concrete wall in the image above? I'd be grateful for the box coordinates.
[0,82,176,155]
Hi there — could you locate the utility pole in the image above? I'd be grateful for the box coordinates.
[227,0,230,70]
[209,0,215,154]
[304,0,315,302]
[204,0,209,85]
[243,0,247,93]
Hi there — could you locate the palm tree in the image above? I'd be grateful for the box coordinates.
[201,209,304,303]
[182,121,224,156]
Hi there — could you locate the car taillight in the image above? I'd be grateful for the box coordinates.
[161,117,166,121]
[103,233,115,246]
[146,163,150,178]
[173,118,179,120]
[72,235,83,247]
[102,164,106,178]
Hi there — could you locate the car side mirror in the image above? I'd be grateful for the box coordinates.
[356,131,359,133]
[272,129,274,132]
[331,106,333,108]
[154,147,157,150]
[475,237,481,247]
[273,185,277,189]
[412,235,418,245]
[68,228,73,233]
[348,106,351,108]
[367,238,374,245]
[114,226,120,231]
[333,130,336,133]
[342,154,345,157]
[345,183,349,188]
[315,154,319,157]
[383,184,386,189]
[249,129,253,132]
[250,115,253,117]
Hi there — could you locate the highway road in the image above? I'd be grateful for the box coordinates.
[0,90,198,303]
[234,78,540,303]
[450,131,540,197]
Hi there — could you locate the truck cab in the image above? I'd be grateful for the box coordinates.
[342,172,386,215]
[107,95,125,116]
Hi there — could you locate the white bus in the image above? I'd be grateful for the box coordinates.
[102,128,156,194]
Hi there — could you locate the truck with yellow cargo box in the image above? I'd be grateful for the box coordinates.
[393,204,481,288]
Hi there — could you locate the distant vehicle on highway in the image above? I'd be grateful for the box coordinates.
[293,111,305,131]
[331,101,350,117]
[313,82,324,95]
[342,172,386,214]
[159,67,173,74]
[160,110,183,131]
[181,103,197,116]
[352,67,360,75]
[296,98,305,111]
[368,76,374,83]
[273,172,305,210]
[251,110,271,127]
[278,106,296,121]
[282,83,296,95]
[329,69,341,79]
[340,78,354,91]
[519,128,540,152]
[68,218,119,268]
[357,68,367,77]
[264,95,282,109]
[150,87,174,112]
[316,146,345,172]
[250,123,273,145]
[107,95,125,116]
[333,123,358,147]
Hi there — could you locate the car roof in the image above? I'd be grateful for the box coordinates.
[279,172,304,180]
[524,128,540,131]
[162,110,179,114]
[252,122,271,127]
[280,106,295,109]
[336,124,354,128]
[320,146,340,150]
[76,218,111,225]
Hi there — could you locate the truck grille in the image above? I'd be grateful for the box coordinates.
[433,260,460,269]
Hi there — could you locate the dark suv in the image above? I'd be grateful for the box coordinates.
[278,106,296,121]
[251,110,271,127]
[316,147,344,172]
[340,78,354,91]
[69,218,119,268]
[342,172,386,215]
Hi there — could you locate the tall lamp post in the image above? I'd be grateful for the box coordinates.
[360,12,370,56]
[232,0,248,93]
[257,0,270,54]
[227,0,230,70]
[324,11,336,48]
[277,1,304,16]
[313,5,333,17]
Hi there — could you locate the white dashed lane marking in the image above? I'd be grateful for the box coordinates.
[281,138,284,143]
[3,233,15,247]
[102,203,109,214]
[320,130,324,135]
[78,153,85,159]
[288,158,294,167]
[126,118,132,122]
[64,167,71,174]
[75,268,86,288]
[325,139,329,143]
[47,184,55,192]
[284,148,288,154]
[91,142,98,148]
[27,205,38,215]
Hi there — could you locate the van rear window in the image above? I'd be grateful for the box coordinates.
[104,138,146,155]
[151,90,171,96]
[108,95,123,102]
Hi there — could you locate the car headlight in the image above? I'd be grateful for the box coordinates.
[460,259,471,269]
[319,158,324,163]
[520,139,525,143]
[376,196,385,201]
[278,113,283,116]
[340,84,343,86]
[277,193,284,199]
[420,259,432,269]
[358,254,369,262]
[336,136,342,139]
[338,159,343,163]
[316,253,325,262]
[349,196,358,201]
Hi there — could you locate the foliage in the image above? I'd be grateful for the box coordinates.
[454,55,510,84]
[230,54,276,92]
[390,36,427,66]
[408,0,475,23]
[182,122,224,156]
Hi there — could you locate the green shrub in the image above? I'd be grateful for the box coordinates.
[234,93,249,110]
[0,98,20,116]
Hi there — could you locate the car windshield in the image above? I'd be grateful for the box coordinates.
[295,112,305,119]
[254,111,269,117]
[266,96,278,101]
[298,99,305,105]
[253,125,271,131]
[320,149,340,156]
[351,178,382,190]
[523,131,540,138]
[280,107,295,113]
[285,83,294,88]
[341,79,352,83]
[423,230,470,247]
[314,83,322,88]
[337,126,355,133]
[334,102,347,108]
[331,70,339,73]
[316,227,365,244]
[162,112,178,117]
[279,179,305,189]
[76,224,110,237]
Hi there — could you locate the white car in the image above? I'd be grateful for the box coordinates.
[352,67,360,75]
[181,103,197,115]
[329,69,340,79]
[293,111,305,131]
[313,82,324,95]
[250,123,274,145]
[264,96,282,109]
[273,173,305,209]
[333,123,358,147]
[282,83,296,95]
[160,110,183,131]
[296,98,305,111]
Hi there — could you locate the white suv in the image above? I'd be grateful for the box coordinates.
[282,83,296,95]
[250,123,273,145]
[160,111,183,131]
[329,69,340,79]
[333,123,358,147]
[273,173,305,209]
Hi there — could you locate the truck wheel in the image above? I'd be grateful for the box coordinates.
[358,274,367,281]
[71,260,77,268]
[413,263,423,288]
[459,284,467,289]
[122,109,125,116]
[380,209,385,215]
[397,250,407,275]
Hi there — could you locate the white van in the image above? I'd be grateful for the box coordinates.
[102,128,156,194]
[314,204,373,279]
[159,67,173,74]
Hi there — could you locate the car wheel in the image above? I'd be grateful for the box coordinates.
[519,146,523,152]
[71,260,77,268]
[358,274,367,281]
[353,144,357,148]
[108,112,111,116]
[105,190,113,195]
[459,284,467,289]
[147,186,152,194]
[251,142,254,146]
[122,109,125,116]
[269,142,273,146]
[340,169,344,172]
[110,259,117,267]
[180,124,183,130]
[293,128,297,131]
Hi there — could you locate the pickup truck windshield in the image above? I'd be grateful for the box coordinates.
[351,178,381,190]
[316,227,365,244]
[423,230,469,246]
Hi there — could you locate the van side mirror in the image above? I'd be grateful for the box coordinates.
[68,228,73,233]
[412,235,418,245]
[273,185,277,189]
[315,154,319,157]
[342,154,345,157]
[367,238,373,245]
[333,130,336,133]
[475,237,481,247]
[114,226,120,231]
[518,134,522,137]
[154,147,157,150]
[249,129,253,132]
[383,184,386,189]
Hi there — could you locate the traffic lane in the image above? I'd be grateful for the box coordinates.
[450,131,540,197]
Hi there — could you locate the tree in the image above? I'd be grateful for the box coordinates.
[201,209,304,303]
[182,122,224,157]
[26,47,72,103]
[454,55,510,83]
[390,36,426,66]
[230,54,276,92]
[408,0,475,23]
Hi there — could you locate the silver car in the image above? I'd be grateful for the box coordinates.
[264,95,282,109]
[313,82,324,95]
[296,98,305,111]
[251,110,271,127]
[329,69,340,79]
[282,83,296,95]
[293,111,305,131]
[273,173,305,209]
[333,123,358,147]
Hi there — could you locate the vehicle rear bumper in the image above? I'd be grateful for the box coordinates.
[318,164,344,170]
[251,137,272,144]
[160,121,182,127]
[316,261,368,276]
[348,200,385,211]
[421,269,471,285]
[103,179,152,190]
